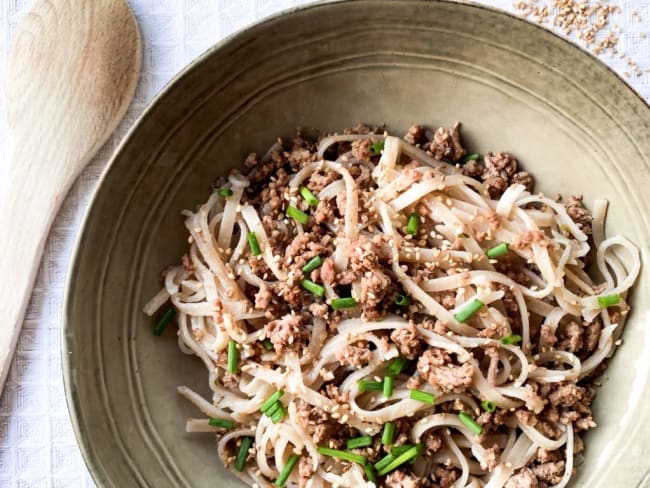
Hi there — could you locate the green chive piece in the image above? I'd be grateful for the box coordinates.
[458,412,483,435]
[370,140,385,155]
[317,446,367,465]
[260,390,285,413]
[235,437,253,472]
[381,422,395,446]
[262,339,274,351]
[300,186,319,207]
[376,445,420,476]
[486,242,509,259]
[331,297,358,310]
[271,404,287,424]
[387,357,410,376]
[383,376,394,398]
[358,380,384,392]
[597,293,621,308]
[409,389,435,404]
[500,334,522,345]
[301,279,325,297]
[363,464,378,484]
[347,435,373,450]
[265,401,282,418]
[153,308,176,336]
[481,400,497,413]
[391,444,414,456]
[454,299,485,323]
[301,256,323,274]
[373,453,396,471]
[460,153,480,164]
[287,205,309,225]
[217,188,233,197]
[394,294,411,307]
[274,454,300,487]
[410,443,424,464]
[248,232,262,256]
[406,213,420,235]
[227,340,238,374]
[208,418,235,429]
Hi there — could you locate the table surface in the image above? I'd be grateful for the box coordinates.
[1,0,649,486]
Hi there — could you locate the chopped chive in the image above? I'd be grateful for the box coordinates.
[383,376,394,398]
[363,464,378,484]
[387,357,410,376]
[248,232,262,256]
[394,294,411,307]
[358,379,384,392]
[410,443,424,464]
[217,187,233,197]
[458,412,483,435]
[208,418,235,429]
[260,390,285,413]
[153,308,176,336]
[381,422,395,445]
[410,389,435,404]
[406,213,420,235]
[347,435,373,449]
[274,454,299,487]
[300,186,319,207]
[301,256,323,274]
[481,400,497,413]
[262,339,274,351]
[370,140,385,155]
[235,437,253,472]
[500,334,522,345]
[454,298,484,323]
[457,232,470,238]
[287,205,309,225]
[301,279,325,297]
[486,242,509,259]
[373,453,396,471]
[265,401,282,418]
[227,341,238,374]
[597,293,621,308]
[331,297,358,310]
[391,444,414,456]
[317,446,367,465]
[460,153,480,164]
[271,404,287,424]
[376,445,420,476]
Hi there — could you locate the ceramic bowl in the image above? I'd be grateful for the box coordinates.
[63,0,650,486]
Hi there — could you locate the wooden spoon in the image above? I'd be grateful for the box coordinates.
[0,0,142,391]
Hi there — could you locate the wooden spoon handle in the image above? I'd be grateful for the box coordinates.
[0,154,73,388]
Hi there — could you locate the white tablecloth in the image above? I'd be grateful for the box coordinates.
[0,0,648,486]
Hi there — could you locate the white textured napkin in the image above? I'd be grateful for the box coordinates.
[0,0,648,486]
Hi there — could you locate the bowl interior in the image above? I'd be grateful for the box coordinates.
[63,1,650,487]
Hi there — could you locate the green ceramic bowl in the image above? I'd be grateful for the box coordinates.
[63,1,650,486]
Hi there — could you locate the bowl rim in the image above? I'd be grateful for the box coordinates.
[60,0,650,485]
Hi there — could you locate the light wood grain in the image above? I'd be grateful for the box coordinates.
[0,0,142,391]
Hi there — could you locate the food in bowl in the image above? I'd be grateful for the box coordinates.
[144,123,639,488]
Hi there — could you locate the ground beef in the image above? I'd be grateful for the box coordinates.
[557,321,583,353]
[512,171,534,191]
[434,466,460,488]
[221,372,239,389]
[417,348,474,393]
[298,457,314,488]
[403,124,427,145]
[320,257,336,285]
[505,469,539,488]
[308,302,328,318]
[429,123,465,162]
[338,341,373,368]
[265,313,308,354]
[531,461,565,484]
[385,470,422,488]
[547,384,587,407]
[360,269,394,320]
[254,283,273,310]
[462,159,483,178]
[510,230,550,250]
[565,194,592,234]
[483,444,501,471]
[390,324,422,359]
[351,139,372,161]
[295,399,340,445]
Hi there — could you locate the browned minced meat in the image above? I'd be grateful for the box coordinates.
[295,399,340,445]
[265,313,308,354]
[429,124,466,162]
[351,139,372,161]
[338,341,373,368]
[359,266,395,320]
[221,372,239,389]
[254,283,273,310]
[531,461,566,484]
[510,230,550,250]
[403,124,427,146]
[461,151,534,199]
[565,194,593,235]
[505,468,539,488]
[434,466,460,488]
[390,324,422,359]
[385,469,423,488]
[320,257,336,285]
[483,444,501,471]
[298,457,314,488]
[417,348,474,393]
[556,320,583,353]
